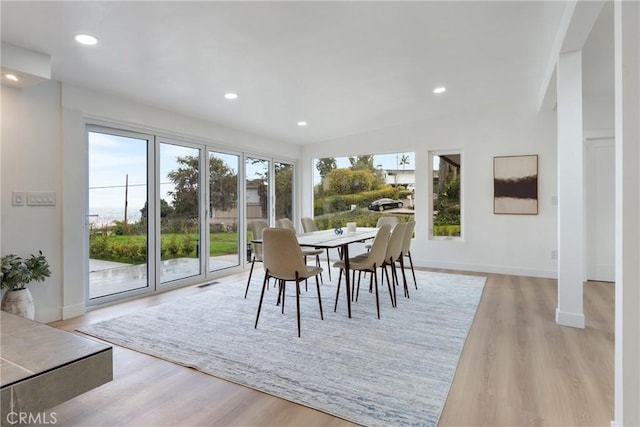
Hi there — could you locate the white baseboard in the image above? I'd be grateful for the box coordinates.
[555,307,585,328]
[62,302,86,320]
[414,259,557,279]
[610,421,616,427]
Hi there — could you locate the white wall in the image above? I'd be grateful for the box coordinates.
[1,81,299,322]
[302,105,558,278]
[1,81,63,322]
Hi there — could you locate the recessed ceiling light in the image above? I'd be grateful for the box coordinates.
[224,93,238,100]
[4,74,19,82]
[433,86,447,94]
[297,121,307,127]
[74,34,98,45]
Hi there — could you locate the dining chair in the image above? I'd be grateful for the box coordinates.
[399,220,417,289]
[245,219,269,298]
[332,223,392,319]
[301,216,332,280]
[376,216,399,228]
[381,222,409,306]
[277,218,325,285]
[254,228,324,337]
[365,216,399,251]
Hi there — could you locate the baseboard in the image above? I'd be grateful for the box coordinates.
[414,259,557,279]
[610,420,616,427]
[555,308,585,328]
[62,302,86,320]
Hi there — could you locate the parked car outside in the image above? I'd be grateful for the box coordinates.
[368,198,403,211]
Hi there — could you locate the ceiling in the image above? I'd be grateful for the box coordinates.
[0,1,611,145]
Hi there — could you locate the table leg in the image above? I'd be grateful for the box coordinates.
[343,244,351,318]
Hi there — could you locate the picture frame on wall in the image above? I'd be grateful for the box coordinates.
[493,154,538,215]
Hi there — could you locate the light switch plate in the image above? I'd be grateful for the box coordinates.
[12,191,25,206]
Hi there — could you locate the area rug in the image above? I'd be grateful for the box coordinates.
[78,270,486,426]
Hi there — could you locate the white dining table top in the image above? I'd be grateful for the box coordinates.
[295,227,378,248]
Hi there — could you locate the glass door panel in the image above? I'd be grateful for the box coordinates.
[88,130,149,299]
[275,161,294,223]
[208,151,240,272]
[159,143,201,283]
[246,157,270,262]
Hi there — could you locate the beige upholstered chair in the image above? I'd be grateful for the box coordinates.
[276,217,297,232]
[365,216,399,250]
[300,217,316,233]
[301,216,332,280]
[332,223,392,319]
[245,219,269,298]
[400,220,417,289]
[376,216,399,228]
[381,222,409,306]
[254,228,324,337]
[277,218,325,284]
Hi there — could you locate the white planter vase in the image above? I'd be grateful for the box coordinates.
[1,288,35,320]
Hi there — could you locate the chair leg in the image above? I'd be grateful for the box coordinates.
[399,256,409,299]
[325,248,332,281]
[245,256,256,298]
[281,280,286,314]
[254,272,270,329]
[316,254,324,285]
[315,275,324,320]
[373,268,380,319]
[407,251,417,289]
[351,269,357,302]
[334,268,343,312]
[295,276,301,338]
[383,264,396,307]
[390,262,400,300]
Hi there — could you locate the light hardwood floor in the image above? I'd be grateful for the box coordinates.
[49,269,614,426]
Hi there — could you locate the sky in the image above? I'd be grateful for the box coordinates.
[89,131,416,224]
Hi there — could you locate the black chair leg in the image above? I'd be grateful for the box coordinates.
[373,269,380,319]
[245,256,256,298]
[315,275,324,320]
[334,269,343,312]
[295,278,301,337]
[399,257,409,299]
[254,272,270,329]
[383,264,396,307]
[326,248,332,281]
[408,252,417,289]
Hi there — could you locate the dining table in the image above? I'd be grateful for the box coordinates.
[252,226,379,318]
[293,227,379,318]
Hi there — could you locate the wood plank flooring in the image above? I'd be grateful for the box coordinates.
[49,269,614,426]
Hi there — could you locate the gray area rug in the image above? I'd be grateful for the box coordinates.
[79,270,486,426]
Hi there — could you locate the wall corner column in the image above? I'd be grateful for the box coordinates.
[556,50,586,329]
[613,0,640,425]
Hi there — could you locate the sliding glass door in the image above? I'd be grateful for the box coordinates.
[88,128,151,299]
[275,161,294,223]
[159,142,202,284]
[208,150,240,272]
[88,126,295,305]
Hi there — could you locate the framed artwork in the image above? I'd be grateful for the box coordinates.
[493,155,538,215]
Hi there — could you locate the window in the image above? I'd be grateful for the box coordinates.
[312,153,415,228]
[430,152,462,239]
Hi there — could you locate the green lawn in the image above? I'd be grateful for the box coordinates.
[90,232,239,264]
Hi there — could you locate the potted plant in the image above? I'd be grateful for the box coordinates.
[1,251,51,319]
